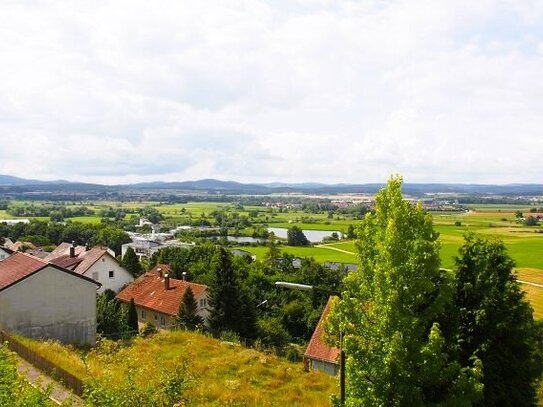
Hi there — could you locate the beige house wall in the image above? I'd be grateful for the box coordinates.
[134,291,209,330]
[0,265,97,345]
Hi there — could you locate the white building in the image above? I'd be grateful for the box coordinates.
[45,243,133,294]
[122,234,194,260]
[0,252,99,345]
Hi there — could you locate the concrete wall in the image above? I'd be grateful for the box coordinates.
[87,254,133,294]
[0,265,97,345]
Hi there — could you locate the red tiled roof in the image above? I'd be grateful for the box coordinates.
[0,251,100,291]
[45,243,109,275]
[304,296,341,364]
[116,265,207,316]
[0,252,46,291]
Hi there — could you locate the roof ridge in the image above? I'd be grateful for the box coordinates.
[18,251,48,264]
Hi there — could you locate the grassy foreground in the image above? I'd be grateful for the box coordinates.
[17,330,336,406]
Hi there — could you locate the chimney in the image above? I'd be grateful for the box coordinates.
[85,242,90,251]
[182,272,187,281]
[156,267,162,277]
[164,273,170,290]
[70,241,76,258]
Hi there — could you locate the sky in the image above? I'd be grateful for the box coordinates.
[1,0,543,185]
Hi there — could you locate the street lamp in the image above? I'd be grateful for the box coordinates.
[275,281,346,405]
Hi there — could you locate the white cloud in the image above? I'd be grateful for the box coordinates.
[0,0,542,184]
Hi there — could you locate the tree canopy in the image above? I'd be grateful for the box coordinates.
[207,247,257,338]
[122,246,144,277]
[453,234,543,406]
[287,226,309,246]
[329,176,482,406]
[176,287,203,330]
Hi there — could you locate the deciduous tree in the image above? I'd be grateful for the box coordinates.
[329,176,482,406]
[287,226,309,246]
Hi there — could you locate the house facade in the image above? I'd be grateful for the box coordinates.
[304,296,341,376]
[116,264,209,329]
[0,252,99,345]
[45,242,133,293]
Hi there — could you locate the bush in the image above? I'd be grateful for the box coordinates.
[219,330,240,344]
[257,317,290,348]
[140,322,158,338]
[84,358,192,406]
[285,344,304,362]
[0,344,51,406]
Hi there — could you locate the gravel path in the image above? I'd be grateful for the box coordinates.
[16,356,84,406]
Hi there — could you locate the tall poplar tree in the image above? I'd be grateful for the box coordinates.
[329,176,482,406]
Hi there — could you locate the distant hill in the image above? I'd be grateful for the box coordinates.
[1,174,543,195]
[0,174,70,186]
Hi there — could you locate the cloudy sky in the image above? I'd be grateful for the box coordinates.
[1,0,542,185]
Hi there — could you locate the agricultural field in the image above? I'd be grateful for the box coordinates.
[2,199,543,318]
[237,203,543,320]
[17,330,337,406]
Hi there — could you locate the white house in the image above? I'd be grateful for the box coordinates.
[0,252,99,345]
[122,235,193,260]
[45,242,133,294]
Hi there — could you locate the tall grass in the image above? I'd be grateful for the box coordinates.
[17,330,337,406]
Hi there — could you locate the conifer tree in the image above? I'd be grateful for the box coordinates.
[126,298,139,334]
[207,247,256,338]
[454,234,543,406]
[122,246,143,277]
[176,287,203,330]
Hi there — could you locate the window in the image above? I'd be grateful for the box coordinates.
[141,310,146,319]
[160,316,166,326]
[154,314,158,321]
[108,270,114,279]
[199,299,207,308]
[92,272,99,281]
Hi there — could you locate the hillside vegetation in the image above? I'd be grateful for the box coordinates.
[17,330,337,406]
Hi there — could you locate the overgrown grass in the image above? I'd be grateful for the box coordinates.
[17,330,337,406]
